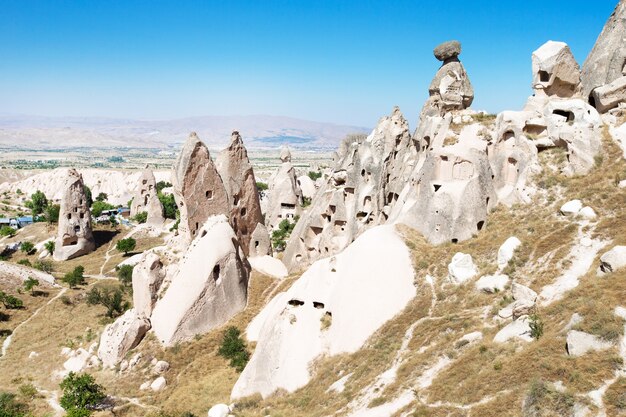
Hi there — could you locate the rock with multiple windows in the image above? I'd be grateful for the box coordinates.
[130,167,164,225]
[265,146,304,232]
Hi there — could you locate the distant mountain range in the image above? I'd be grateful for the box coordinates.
[0,114,370,150]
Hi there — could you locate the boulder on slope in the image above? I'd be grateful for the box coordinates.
[97,309,151,368]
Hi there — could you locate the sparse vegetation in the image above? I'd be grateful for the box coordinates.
[0,391,29,417]
[0,292,23,309]
[308,170,322,181]
[86,287,130,318]
[529,314,544,340]
[33,259,53,273]
[62,266,86,289]
[270,217,298,251]
[133,211,148,224]
[218,326,250,372]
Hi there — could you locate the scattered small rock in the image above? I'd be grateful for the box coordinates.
[566,330,613,356]
[150,376,167,392]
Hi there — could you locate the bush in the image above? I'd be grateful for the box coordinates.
[17,259,31,267]
[0,391,29,417]
[45,204,60,224]
[63,266,86,289]
[116,238,136,255]
[308,171,322,181]
[83,186,93,208]
[0,292,23,309]
[302,197,311,208]
[44,240,55,254]
[86,287,129,318]
[0,226,15,237]
[156,181,172,194]
[218,326,250,372]
[90,201,115,217]
[133,211,148,224]
[529,314,544,340]
[95,192,108,202]
[33,259,53,273]
[116,264,134,287]
[59,372,106,414]
[158,193,178,219]
[23,277,39,295]
[26,190,48,216]
[256,182,268,191]
[20,242,34,255]
[271,217,298,251]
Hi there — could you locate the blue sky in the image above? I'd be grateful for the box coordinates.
[0,0,617,127]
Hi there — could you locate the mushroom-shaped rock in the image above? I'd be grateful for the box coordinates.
[97,309,151,368]
[599,245,626,273]
[531,41,581,98]
[172,132,230,244]
[208,404,231,417]
[53,169,96,261]
[130,168,165,225]
[433,40,461,62]
[566,330,613,356]
[475,274,509,293]
[132,252,165,318]
[448,253,478,284]
[231,225,415,399]
[497,237,521,269]
[215,131,266,256]
[581,1,626,100]
[151,215,250,346]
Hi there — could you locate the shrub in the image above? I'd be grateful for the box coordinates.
[271,217,298,251]
[59,372,106,414]
[17,259,31,267]
[0,292,23,309]
[18,383,38,400]
[45,204,60,224]
[116,238,136,255]
[218,326,250,372]
[23,277,39,295]
[44,240,55,254]
[90,201,114,217]
[133,211,148,224]
[156,181,172,194]
[0,226,15,237]
[256,182,268,191]
[116,264,134,287]
[158,193,178,219]
[0,391,29,417]
[63,266,86,289]
[302,197,312,208]
[20,241,34,255]
[26,190,48,216]
[33,259,53,273]
[95,192,108,202]
[86,287,129,318]
[529,314,544,340]
[83,186,93,207]
[308,171,322,181]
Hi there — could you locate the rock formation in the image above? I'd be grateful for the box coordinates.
[172,132,230,244]
[53,169,96,261]
[531,41,581,98]
[216,131,266,256]
[97,309,151,368]
[248,223,272,258]
[420,40,474,118]
[581,1,626,101]
[150,215,250,346]
[130,167,164,225]
[232,225,415,399]
[132,252,165,318]
[265,146,303,231]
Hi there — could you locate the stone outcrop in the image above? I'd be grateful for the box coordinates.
[232,225,415,399]
[216,131,266,256]
[448,253,478,284]
[151,215,250,346]
[248,223,272,258]
[591,76,626,113]
[265,146,303,232]
[581,1,626,100]
[599,245,626,273]
[566,330,613,356]
[97,309,151,368]
[531,41,581,98]
[130,167,164,225]
[172,132,230,244]
[53,169,96,261]
[132,252,166,318]
[421,40,474,118]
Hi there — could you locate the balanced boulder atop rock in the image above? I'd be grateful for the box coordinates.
[53,169,96,261]
[434,40,461,62]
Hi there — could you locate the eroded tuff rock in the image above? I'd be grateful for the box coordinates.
[216,131,265,256]
[248,223,272,258]
[532,41,581,98]
[130,167,164,225]
[151,215,250,346]
[53,169,96,261]
[581,0,626,100]
[421,40,474,118]
[172,132,230,244]
[97,309,151,368]
[281,107,414,272]
[265,146,303,231]
[232,225,415,399]
[132,252,165,318]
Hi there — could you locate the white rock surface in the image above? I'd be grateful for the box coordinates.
[448,253,478,284]
[579,206,597,219]
[97,309,151,368]
[0,261,56,285]
[139,381,150,391]
[132,252,165,318]
[208,404,231,417]
[248,255,288,279]
[497,237,521,269]
[566,330,613,356]
[512,282,538,302]
[599,245,626,273]
[151,376,167,392]
[154,360,170,374]
[296,175,317,199]
[475,274,509,293]
[560,199,583,216]
[63,348,97,373]
[494,317,533,343]
[231,225,415,399]
[117,253,145,268]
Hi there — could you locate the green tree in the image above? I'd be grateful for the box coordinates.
[44,240,55,254]
[0,292,23,309]
[0,226,15,237]
[256,181,268,191]
[62,266,86,289]
[109,215,118,228]
[133,211,148,224]
[45,204,60,223]
[95,192,108,202]
[59,372,106,414]
[270,217,299,251]
[26,190,48,216]
[83,186,93,208]
[116,264,134,288]
[86,287,130,318]
[308,171,322,181]
[158,193,178,219]
[19,241,34,255]
[116,238,136,255]
[218,326,250,372]
[23,277,39,295]
[156,181,172,193]
[90,201,114,217]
